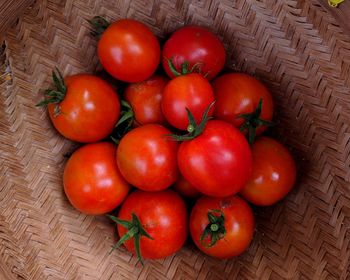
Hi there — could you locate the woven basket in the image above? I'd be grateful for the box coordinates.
[1,0,350,279]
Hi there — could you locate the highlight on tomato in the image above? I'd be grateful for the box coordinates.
[240,137,297,206]
[109,190,188,264]
[190,195,255,258]
[37,70,120,143]
[90,16,160,83]
[63,142,130,215]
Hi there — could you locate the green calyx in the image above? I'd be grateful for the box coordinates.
[108,213,153,265]
[88,16,110,38]
[167,58,203,77]
[200,209,226,247]
[238,98,274,145]
[36,68,66,116]
[110,100,134,144]
[170,101,215,141]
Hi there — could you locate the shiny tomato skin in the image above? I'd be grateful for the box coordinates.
[117,190,188,259]
[48,74,120,143]
[173,175,201,198]
[116,124,179,191]
[63,142,130,215]
[190,195,254,258]
[212,73,273,135]
[124,75,169,126]
[240,137,297,206]
[98,19,160,83]
[178,120,253,197]
[161,73,215,130]
[162,26,226,80]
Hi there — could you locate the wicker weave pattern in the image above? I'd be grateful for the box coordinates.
[1,0,350,279]
[0,0,34,41]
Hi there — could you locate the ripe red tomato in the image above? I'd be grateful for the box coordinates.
[162,26,226,80]
[124,75,169,126]
[177,120,253,197]
[63,142,130,215]
[116,124,179,191]
[240,137,297,206]
[98,19,160,82]
[190,195,254,258]
[161,73,215,130]
[212,73,274,138]
[173,175,200,198]
[46,74,120,143]
[113,190,188,261]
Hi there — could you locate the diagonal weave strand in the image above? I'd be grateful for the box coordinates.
[1,0,350,279]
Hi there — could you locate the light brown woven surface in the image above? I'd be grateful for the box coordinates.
[0,0,35,42]
[1,0,350,279]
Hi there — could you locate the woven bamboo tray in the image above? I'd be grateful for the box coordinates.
[1,0,350,279]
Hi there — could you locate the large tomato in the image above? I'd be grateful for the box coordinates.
[116,124,179,191]
[190,195,254,258]
[212,73,274,141]
[161,73,215,130]
[41,73,120,143]
[63,142,130,215]
[177,120,253,197]
[162,26,226,80]
[98,19,160,82]
[124,75,169,126]
[111,190,188,262]
[240,137,297,206]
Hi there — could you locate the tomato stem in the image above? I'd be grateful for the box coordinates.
[108,213,153,265]
[36,68,66,116]
[181,61,190,75]
[166,58,181,77]
[116,100,134,128]
[238,98,274,144]
[88,16,110,38]
[210,223,219,232]
[110,100,134,143]
[187,124,195,133]
[200,209,226,248]
[166,58,204,77]
[169,102,215,141]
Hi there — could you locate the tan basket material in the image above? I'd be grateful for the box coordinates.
[1,0,350,279]
[0,0,34,42]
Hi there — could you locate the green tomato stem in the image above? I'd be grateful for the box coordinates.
[108,213,153,265]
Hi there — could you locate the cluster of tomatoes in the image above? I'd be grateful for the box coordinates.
[38,17,297,263]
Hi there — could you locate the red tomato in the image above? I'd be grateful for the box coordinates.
[212,73,273,136]
[63,142,130,215]
[173,175,201,198]
[177,120,253,197]
[47,74,120,143]
[115,190,188,261]
[124,75,169,126]
[98,19,160,82]
[161,73,215,130]
[162,26,226,80]
[240,137,297,206]
[116,124,179,191]
[190,195,254,258]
